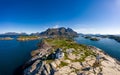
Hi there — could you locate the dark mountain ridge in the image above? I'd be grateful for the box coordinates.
[40,27,78,37]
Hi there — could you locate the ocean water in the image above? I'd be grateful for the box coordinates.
[0,35,120,75]
[74,35,120,61]
[0,36,40,75]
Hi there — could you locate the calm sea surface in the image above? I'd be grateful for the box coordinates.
[74,35,120,61]
[0,36,40,75]
[0,35,120,75]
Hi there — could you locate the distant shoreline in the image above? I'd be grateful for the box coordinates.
[0,37,14,40]
[17,36,40,41]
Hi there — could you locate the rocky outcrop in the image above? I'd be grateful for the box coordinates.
[22,39,120,75]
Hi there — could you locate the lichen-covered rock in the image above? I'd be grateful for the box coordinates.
[68,53,76,60]
[54,66,72,75]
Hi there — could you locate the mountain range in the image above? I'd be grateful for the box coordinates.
[39,27,78,37]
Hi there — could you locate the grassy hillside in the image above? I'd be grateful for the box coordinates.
[44,38,96,62]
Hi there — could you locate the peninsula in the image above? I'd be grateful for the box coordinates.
[20,38,120,75]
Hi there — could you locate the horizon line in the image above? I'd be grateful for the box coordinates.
[0,31,120,35]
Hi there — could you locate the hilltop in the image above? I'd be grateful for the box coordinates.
[19,38,120,75]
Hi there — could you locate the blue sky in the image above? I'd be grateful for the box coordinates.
[0,0,120,34]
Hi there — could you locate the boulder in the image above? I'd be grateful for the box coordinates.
[63,60,71,64]
[69,72,77,75]
[68,53,76,60]
[55,66,72,75]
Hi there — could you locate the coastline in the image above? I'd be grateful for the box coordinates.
[18,38,120,75]
[17,36,40,41]
[0,37,14,40]
[88,45,120,62]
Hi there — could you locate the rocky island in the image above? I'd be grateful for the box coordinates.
[84,36,100,41]
[17,36,40,41]
[16,37,120,75]
[90,37,100,41]
[0,37,14,40]
[97,35,120,43]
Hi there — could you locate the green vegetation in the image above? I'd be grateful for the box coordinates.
[19,35,39,38]
[17,35,40,41]
[44,37,96,62]
[59,61,69,67]
[46,59,54,64]
[45,38,87,50]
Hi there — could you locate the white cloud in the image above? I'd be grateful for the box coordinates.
[99,0,120,27]
[74,28,97,34]
[72,23,120,34]
[53,25,59,28]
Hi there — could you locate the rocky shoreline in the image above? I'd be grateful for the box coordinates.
[87,46,120,74]
[17,36,40,41]
[15,38,120,75]
[0,37,14,40]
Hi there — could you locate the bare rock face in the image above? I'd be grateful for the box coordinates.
[54,66,72,75]
[69,62,82,70]
[54,59,61,66]
[63,60,71,64]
